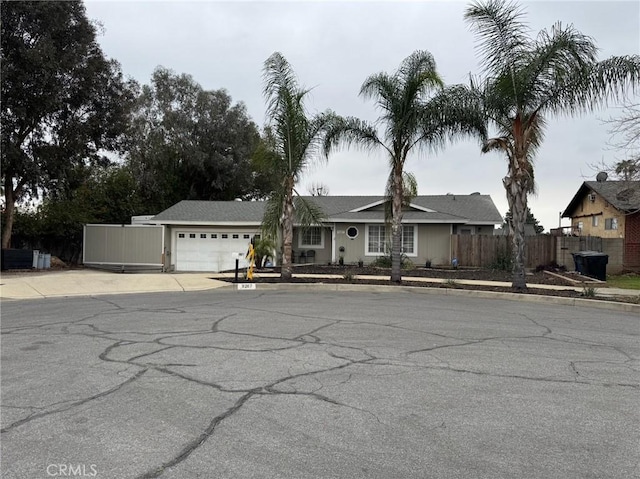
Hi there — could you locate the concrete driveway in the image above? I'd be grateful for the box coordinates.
[1,290,638,478]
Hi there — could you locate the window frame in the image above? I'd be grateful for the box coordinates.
[298,226,324,248]
[365,224,417,257]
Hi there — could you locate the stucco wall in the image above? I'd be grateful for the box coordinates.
[417,224,452,266]
[334,223,452,266]
[292,227,332,264]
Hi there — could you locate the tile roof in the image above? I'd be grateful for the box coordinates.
[151,195,503,225]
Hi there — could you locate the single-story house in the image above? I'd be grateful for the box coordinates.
[562,180,640,268]
[149,194,503,272]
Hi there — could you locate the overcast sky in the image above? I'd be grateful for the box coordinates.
[85,0,640,231]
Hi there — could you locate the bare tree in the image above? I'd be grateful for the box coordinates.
[593,100,640,181]
[307,182,330,196]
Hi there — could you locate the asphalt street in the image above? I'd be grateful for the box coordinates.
[1,290,638,479]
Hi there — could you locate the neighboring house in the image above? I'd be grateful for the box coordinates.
[562,180,640,268]
[149,194,503,272]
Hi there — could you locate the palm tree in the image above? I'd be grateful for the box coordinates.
[465,0,640,291]
[258,52,337,280]
[325,50,486,283]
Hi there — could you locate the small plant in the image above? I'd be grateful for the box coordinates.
[343,271,355,282]
[370,245,413,269]
[338,256,344,266]
[443,278,459,288]
[357,258,364,268]
[425,259,432,268]
[581,284,598,298]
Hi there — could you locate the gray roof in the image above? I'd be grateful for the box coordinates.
[562,181,640,216]
[151,195,503,225]
[152,200,266,223]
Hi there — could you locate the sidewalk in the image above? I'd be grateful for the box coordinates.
[1,269,638,302]
[212,272,640,300]
[0,269,227,300]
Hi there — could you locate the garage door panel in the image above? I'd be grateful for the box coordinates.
[175,232,250,272]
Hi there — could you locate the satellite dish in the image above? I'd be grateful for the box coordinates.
[596,171,608,182]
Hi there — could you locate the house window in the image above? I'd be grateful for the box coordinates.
[232,234,239,239]
[221,234,228,239]
[346,226,359,239]
[200,233,207,239]
[605,218,618,230]
[366,225,416,256]
[367,225,386,254]
[243,234,250,239]
[592,216,599,227]
[211,234,217,239]
[402,225,415,254]
[189,233,196,239]
[178,233,185,238]
[299,227,323,247]
[577,221,583,231]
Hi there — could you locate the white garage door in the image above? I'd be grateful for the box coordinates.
[175,231,252,272]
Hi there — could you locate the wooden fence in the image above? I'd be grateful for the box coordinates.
[451,235,556,268]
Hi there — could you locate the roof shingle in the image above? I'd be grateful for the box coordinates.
[151,195,503,225]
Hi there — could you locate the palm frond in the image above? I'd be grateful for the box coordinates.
[465,0,531,77]
[552,55,640,114]
[481,136,511,154]
[293,195,326,228]
[360,72,400,120]
[261,191,285,240]
[263,52,306,119]
[323,116,390,157]
[415,84,487,153]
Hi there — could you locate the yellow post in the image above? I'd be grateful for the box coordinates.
[245,242,255,281]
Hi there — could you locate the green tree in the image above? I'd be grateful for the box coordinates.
[503,207,544,234]
[127,67,262,213]
[9,164,145,262]
[465,0,640,290]
[325,51,485,283]
[1,1,136,248]
[258,52,338,280]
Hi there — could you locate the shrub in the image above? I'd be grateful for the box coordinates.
[489,247,512,271]
[370,247,414,269]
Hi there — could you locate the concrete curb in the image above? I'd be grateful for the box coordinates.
[221,282,640,314]
[2,270,637,313]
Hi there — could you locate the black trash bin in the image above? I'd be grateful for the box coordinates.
[571,251,608,281]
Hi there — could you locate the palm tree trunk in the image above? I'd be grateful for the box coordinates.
[281,179,295,280]
[390,168,404,283]
[504,175,528,291]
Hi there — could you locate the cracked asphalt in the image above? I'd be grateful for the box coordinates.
[1,290,639,479]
